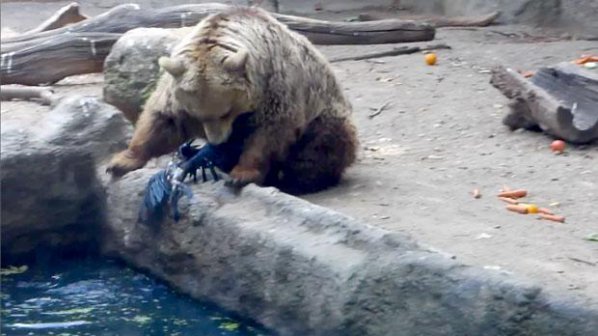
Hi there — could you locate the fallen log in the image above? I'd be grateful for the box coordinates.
[1,33,120,86]
[1,3,435,85]
[490,63,598,144]
[274,13,435,44]
[2,4,434,45]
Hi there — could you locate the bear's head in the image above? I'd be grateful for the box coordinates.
[159,47,253,145]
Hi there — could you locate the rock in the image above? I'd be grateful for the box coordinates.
[103,27,192,124]
[0,95,131,261]
[103,170,598,336]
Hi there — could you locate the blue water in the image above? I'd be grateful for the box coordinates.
[1,258,270,336]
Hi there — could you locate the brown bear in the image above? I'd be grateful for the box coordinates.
[106,6,358,194]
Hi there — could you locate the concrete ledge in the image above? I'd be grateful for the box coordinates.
[103,169,598,336]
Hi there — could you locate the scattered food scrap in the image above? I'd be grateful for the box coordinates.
[520,203,539,214]
[538,212,566,223]
[573,55,598,65]
[497,187,565,222]
[538,207,554,215]
[425,52,437,66]
[471,188,481,199]
[497,189,527,199]
[506,204,529,214]
[550,139,566,154]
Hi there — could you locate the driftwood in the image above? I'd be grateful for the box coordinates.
[356,11,500,28]
[330,43,451,62]
[0,85,57,105]
[1,3,435,86]
[490,63,598,144]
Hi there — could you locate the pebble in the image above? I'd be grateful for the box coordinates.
[475,233,492,240]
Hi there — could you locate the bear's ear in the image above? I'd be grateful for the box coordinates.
[159,56,186,77]
[223,49,248,73]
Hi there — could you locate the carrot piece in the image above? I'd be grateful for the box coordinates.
[497,189,527,199]
[538,208,554,215]
[521,203,539,214]
[506,204,528,214]
[499,197,519,205]
[538,213,565,223]
[575,56,590,64]
[574,55,598,65]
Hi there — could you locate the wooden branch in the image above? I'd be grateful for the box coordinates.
[1,3,435,86]
[330,43,451,62]
[1,85,57,105]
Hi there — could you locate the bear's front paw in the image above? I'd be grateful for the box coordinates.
[106,151,147,178]
[226,166,262,188]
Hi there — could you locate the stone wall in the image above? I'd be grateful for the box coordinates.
[102,174,598,336]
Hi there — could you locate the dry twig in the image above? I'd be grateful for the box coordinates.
[368,101,392,119]
[1,85,57,105]
[330,44,451,63]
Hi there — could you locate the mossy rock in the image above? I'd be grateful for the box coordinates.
[103,27,192,124]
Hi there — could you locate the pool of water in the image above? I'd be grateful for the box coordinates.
[1,258,270,336]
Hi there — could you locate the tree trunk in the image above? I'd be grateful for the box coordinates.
[1,3,435,86]
[1,33,120,86]
[490,63,598,144]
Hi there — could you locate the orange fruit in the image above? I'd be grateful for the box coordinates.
[425,53,437,65]
[550,140,565,153]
